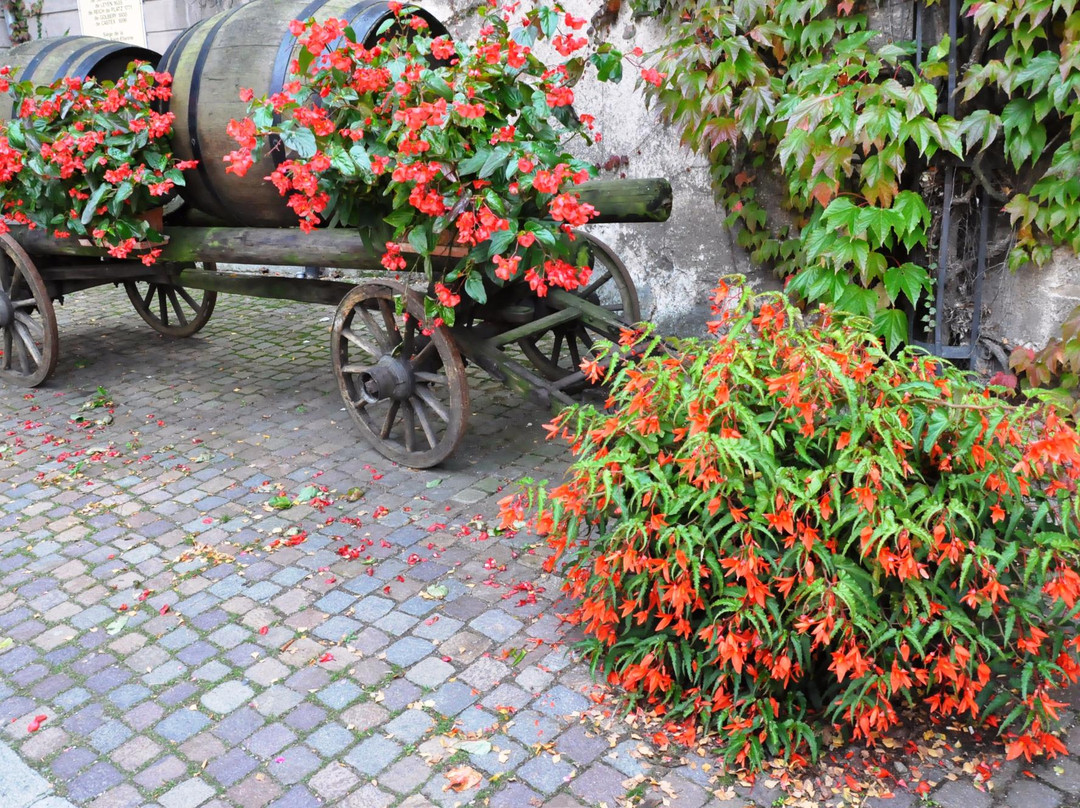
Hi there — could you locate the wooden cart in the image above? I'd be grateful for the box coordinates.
[0,178,670,468]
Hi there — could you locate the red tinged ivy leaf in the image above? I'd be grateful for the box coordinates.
[318,653,334,663]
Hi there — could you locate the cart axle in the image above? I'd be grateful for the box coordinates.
[357,355,414,404]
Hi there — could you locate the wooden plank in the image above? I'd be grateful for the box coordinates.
[160,227,387,268]
[546,287,627,337]
[453,329,574,411]
[573,178,672,223]
[38,263,167,282]
[173,268,356,306]
[10,176,671,267]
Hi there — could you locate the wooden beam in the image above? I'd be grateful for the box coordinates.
[572,178,672,223]
[173,268,356,306]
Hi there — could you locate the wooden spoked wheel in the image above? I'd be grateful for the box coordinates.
[333,280,469,468]
[0,233,58,387]
[518,232,640,385]
[124,263,217,337]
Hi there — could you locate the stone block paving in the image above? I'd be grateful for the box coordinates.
[0,286,1077,808]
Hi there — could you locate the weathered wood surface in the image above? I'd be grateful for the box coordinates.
[13,176,671,268]
[453,329,575,410]
[565,178,672,223]
[174,268,356,305]
[171,178,673,229]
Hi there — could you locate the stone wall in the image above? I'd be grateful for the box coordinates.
[982,249,1080,352]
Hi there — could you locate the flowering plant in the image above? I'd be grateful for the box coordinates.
[0,62,193,264]
[503,279,1080,771]
[225,2,650,324]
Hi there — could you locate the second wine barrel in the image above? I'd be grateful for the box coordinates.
[163,0,447,227]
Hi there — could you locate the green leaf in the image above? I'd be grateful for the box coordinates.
[479,145,511,180]
[855,206,902,246]
[464,272,487,304]
[836,284,877,317]
[81,183,108,225]
[1002,98,1046,171]
[959,109,1002,154]
[423,71,454,99]
[349,141,372,173]
[873,308,908,352]
[297,46,315,76]
[922,407,951,453]
[408,225,430,257]
[383,207,414,230]
[425,583,449,599]
[892,192,931,250]
[0,637,12,651]
[295,485,319,504]
[458,148,490,176]
[105,615,129,636]
[590,50,624,82]
[900,117,939,158]
[883,262,930,305]
[281,127,317,159]
[486,227,517,257]
[268,495,293,510]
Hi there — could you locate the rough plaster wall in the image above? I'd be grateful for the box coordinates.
[982,249,1080,351]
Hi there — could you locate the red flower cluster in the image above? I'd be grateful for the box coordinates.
[226,1,625,322]
[0,63,190,258]
[509,282,1080,771]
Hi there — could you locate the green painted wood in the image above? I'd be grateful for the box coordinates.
[174,268,356,305]
[573,178,673,223]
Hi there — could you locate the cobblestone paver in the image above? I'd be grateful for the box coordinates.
[2,284,1080,808]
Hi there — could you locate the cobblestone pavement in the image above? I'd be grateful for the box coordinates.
[2,283,1080,808]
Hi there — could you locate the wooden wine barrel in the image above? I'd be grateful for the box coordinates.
[163,0,447,227]
[0,36,160,121]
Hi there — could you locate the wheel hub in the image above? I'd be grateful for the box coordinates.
[357,356,414,404]
[0,288,12,329]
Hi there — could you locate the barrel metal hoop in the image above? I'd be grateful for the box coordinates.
[55,40,107,79]
[267,0,341,167]
[188,3,252,216]
[157,21,202,117]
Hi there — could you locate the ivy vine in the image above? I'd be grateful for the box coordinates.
[5,0,43,43]
[635,0,1080,353]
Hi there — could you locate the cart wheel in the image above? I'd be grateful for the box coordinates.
[0,234,58,387]
[333,280,469,468]
[125,263,217,337]
[518,232,640,384]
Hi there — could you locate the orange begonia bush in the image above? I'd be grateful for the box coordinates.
[503,278,1080,770]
